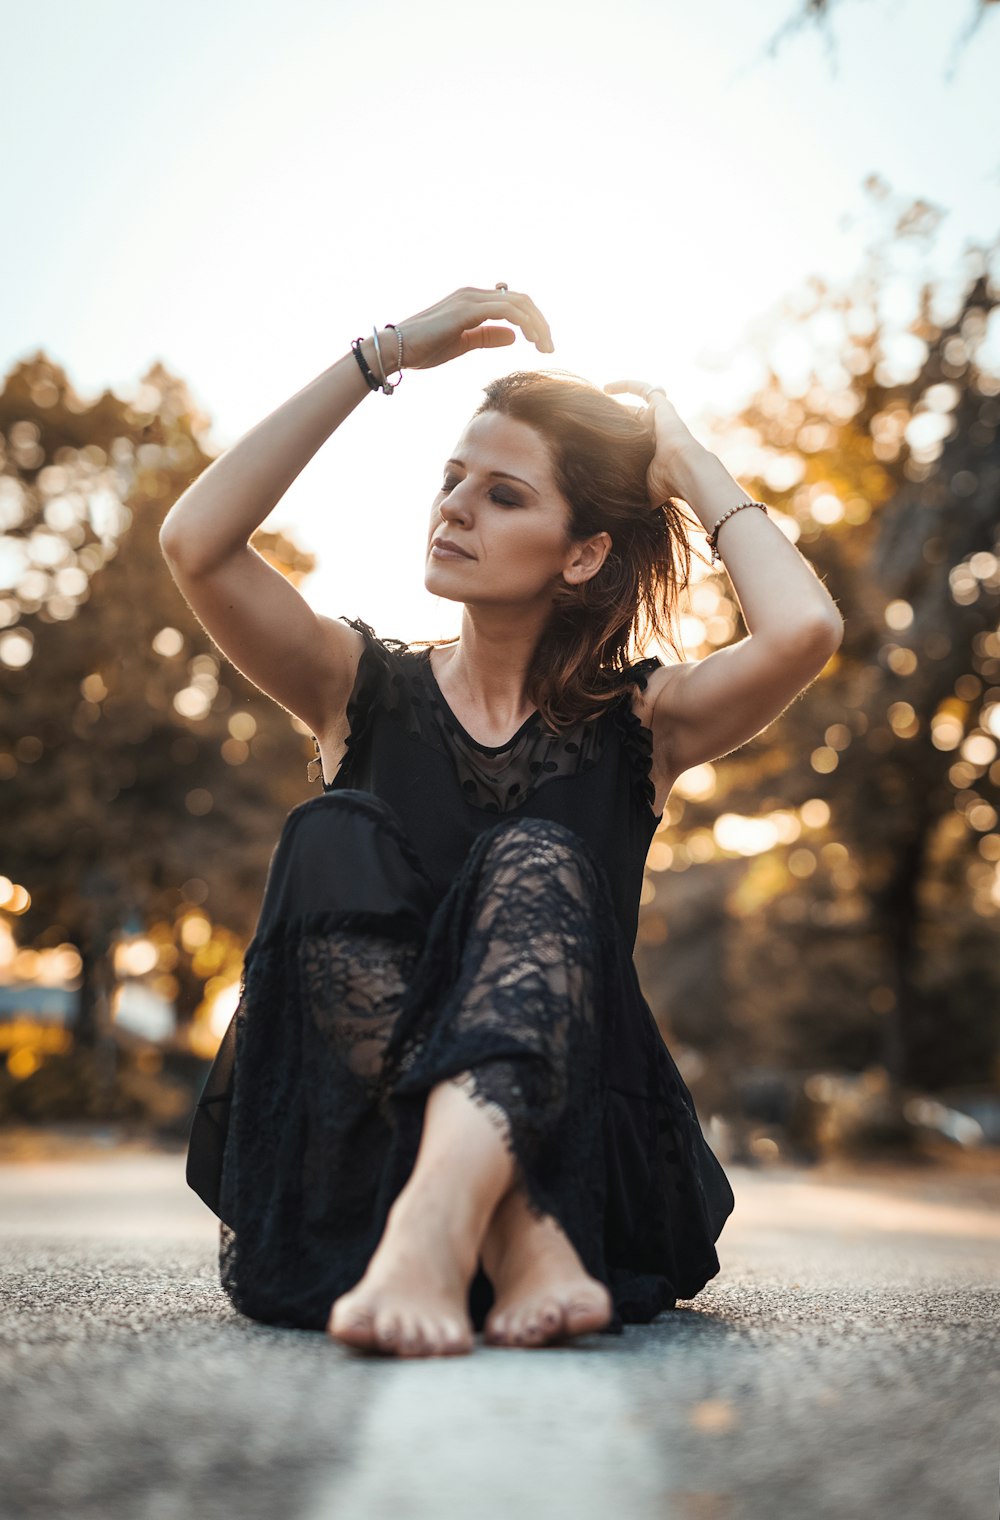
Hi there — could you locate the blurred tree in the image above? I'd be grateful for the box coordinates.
[0,357,323,1060]
[767,0,998,80]
[637,209,1000,1101]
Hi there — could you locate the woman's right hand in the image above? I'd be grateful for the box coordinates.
[391,286,555,370]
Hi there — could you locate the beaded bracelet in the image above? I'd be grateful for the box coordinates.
[707,500,769,566]
[351,328,405,396]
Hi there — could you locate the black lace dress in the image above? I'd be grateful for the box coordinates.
[186,616,735,1336]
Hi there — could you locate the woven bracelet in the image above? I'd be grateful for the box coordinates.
[707,501,769,566]
[351,338,382,393]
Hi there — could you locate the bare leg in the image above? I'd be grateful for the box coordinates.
[328,818,615,1355]
[327,1071,516,1357]
[478,1183,613,1347]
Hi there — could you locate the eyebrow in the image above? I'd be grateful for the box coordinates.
[445,458,540,496]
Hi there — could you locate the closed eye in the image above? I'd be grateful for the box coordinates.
[440,474,521,506]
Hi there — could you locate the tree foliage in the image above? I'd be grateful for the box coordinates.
[0,357,320,1050]
[636,212,1000,1100]
[765,0,999,81]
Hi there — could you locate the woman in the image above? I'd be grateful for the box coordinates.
[162,284,843,1359]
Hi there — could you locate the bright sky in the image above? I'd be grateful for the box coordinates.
[4,0,999,645]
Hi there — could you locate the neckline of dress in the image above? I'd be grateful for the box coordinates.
[420,648,542,755]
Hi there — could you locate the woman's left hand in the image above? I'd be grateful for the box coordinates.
[603,379,705,504]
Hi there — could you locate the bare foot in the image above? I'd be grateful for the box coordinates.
[481,1185,613,1348]
[326,1182,477,1358]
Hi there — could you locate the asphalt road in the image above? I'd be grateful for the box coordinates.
[1,1147,997,1520]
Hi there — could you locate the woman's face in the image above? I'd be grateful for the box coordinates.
[425,410,608,608]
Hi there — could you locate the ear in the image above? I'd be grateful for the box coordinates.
[562,531,612,587]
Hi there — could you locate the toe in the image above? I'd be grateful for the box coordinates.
[430,1316,464,1356]
[396,1311,424,1357]
[413,1314,438,1357]
[538,1299,565,1340]
[521,1317,546,1346]
[510,1311,534,1346]
[442,1317,472,1355]
[327,1296,376,1348]
[374,1308,402,1354]
[564,1289,612,1336]
[496,1315,520,1346]
[484,1310,509,1344]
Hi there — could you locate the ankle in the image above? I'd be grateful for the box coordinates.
[480,1188,532,1281]
[482,1191,568,1282]
[389,1174,485,1265]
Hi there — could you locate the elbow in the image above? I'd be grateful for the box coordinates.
[159,523,187,570]
[802,613,844,664]
[799,601,844,647]
[159,521,207,578]
[770,614,843,662]
[159,504,184,555]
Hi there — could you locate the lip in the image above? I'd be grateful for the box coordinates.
[431,537,476,560]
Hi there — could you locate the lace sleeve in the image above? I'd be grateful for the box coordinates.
[306,616,411,786]
[610,655,663,816]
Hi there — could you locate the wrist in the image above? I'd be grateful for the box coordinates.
[669,448,740,527]
[361,328,403,383]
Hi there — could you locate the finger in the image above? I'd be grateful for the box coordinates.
[467,326,518,351]
[466,287,554,351]
[478,299,552,352]
[515,291,555,352]
[604,379,666,401]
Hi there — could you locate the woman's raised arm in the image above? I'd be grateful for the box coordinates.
[157,287,554,740]
[605,380,844,786]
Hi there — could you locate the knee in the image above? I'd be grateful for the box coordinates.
[256,789,434,932]
[479,817,599,897]
[283,790,421,862]
[295,788,404,830]
[482,815,585,861]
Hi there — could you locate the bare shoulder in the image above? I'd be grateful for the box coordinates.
[628,624,842,787]
[631,661,682,722]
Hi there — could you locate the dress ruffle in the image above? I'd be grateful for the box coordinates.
[308,616,409,787]
[609,655,662,817]
[342,617,410,773]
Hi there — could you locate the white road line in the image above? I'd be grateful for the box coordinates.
[304,1341,670,1520]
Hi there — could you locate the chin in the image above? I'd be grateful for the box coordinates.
[423,572,464,603]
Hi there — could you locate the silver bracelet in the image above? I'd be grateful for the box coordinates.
[385,324,404,387]
[371,324,390,391]
[370,324,404,395]
[707,500,768,566]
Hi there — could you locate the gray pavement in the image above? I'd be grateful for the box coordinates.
[1,1149,998,1520]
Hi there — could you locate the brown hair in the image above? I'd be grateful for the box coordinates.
[422,369,697,731]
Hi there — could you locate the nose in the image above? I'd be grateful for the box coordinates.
[439,489,470,525]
